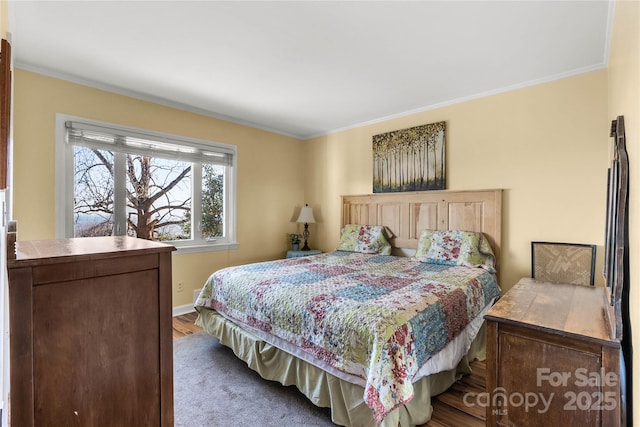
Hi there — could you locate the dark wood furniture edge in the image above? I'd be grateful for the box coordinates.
[0,39,11,190]
[485,320,499,426]
[158,251,174,425]
[8,266,34,426]
[7,219,15,260]
[9,236,174,268]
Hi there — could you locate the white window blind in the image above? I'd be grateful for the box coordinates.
[66,121,233,166]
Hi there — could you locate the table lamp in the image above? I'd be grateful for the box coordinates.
[296,204,316,250]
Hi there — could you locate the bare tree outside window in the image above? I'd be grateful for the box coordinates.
[125,154,191,240]
[73,146,209,241]
[74,147,114,237]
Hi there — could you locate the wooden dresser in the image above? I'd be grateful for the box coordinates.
[485,277,621,427]
[7,235,175,427]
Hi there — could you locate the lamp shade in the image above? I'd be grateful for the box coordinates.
[296,205,316,224]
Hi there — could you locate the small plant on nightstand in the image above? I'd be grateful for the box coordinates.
[290,233,301,251]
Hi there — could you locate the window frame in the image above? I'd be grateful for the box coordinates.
[55,114,238,254]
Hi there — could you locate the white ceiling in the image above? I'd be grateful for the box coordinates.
[9,1,612,139]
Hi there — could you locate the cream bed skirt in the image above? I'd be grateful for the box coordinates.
[196,308,486,427]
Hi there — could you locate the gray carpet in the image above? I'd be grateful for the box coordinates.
[173,332,336,426]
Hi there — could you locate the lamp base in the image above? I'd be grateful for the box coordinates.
[301,222,311,250]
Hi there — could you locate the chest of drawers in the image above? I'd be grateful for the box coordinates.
[8,236,175,426]
[484,278,621,426]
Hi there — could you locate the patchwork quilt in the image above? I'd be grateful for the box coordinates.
[195,251,501,423]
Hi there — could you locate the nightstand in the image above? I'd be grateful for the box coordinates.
[286,249,321,258]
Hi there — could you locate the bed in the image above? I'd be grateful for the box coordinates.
[195,189,502,426]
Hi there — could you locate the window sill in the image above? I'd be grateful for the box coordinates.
[171,242,239,255]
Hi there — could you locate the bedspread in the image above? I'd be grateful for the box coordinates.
[195,251,500,422]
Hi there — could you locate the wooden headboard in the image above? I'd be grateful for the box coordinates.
[341,189,502,263]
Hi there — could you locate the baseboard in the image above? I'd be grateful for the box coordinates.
[172,303,196,317]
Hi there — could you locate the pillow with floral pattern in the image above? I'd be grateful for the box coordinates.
[414,229,496,272]
[336,224,392,255]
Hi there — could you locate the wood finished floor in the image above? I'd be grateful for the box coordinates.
[173,312,486,427]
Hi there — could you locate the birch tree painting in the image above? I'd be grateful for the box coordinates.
[373,121,446,193]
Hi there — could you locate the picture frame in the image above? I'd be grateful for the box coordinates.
[531,241,596,286]
[372,121,445,193]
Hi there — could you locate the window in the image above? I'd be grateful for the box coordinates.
[56,115,237,253]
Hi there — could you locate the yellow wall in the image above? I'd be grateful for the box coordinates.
[10,26,614,311]
[0,2,7,40]
[304,70,609,292]
[608,0,640,421]
[12,70,305,307]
